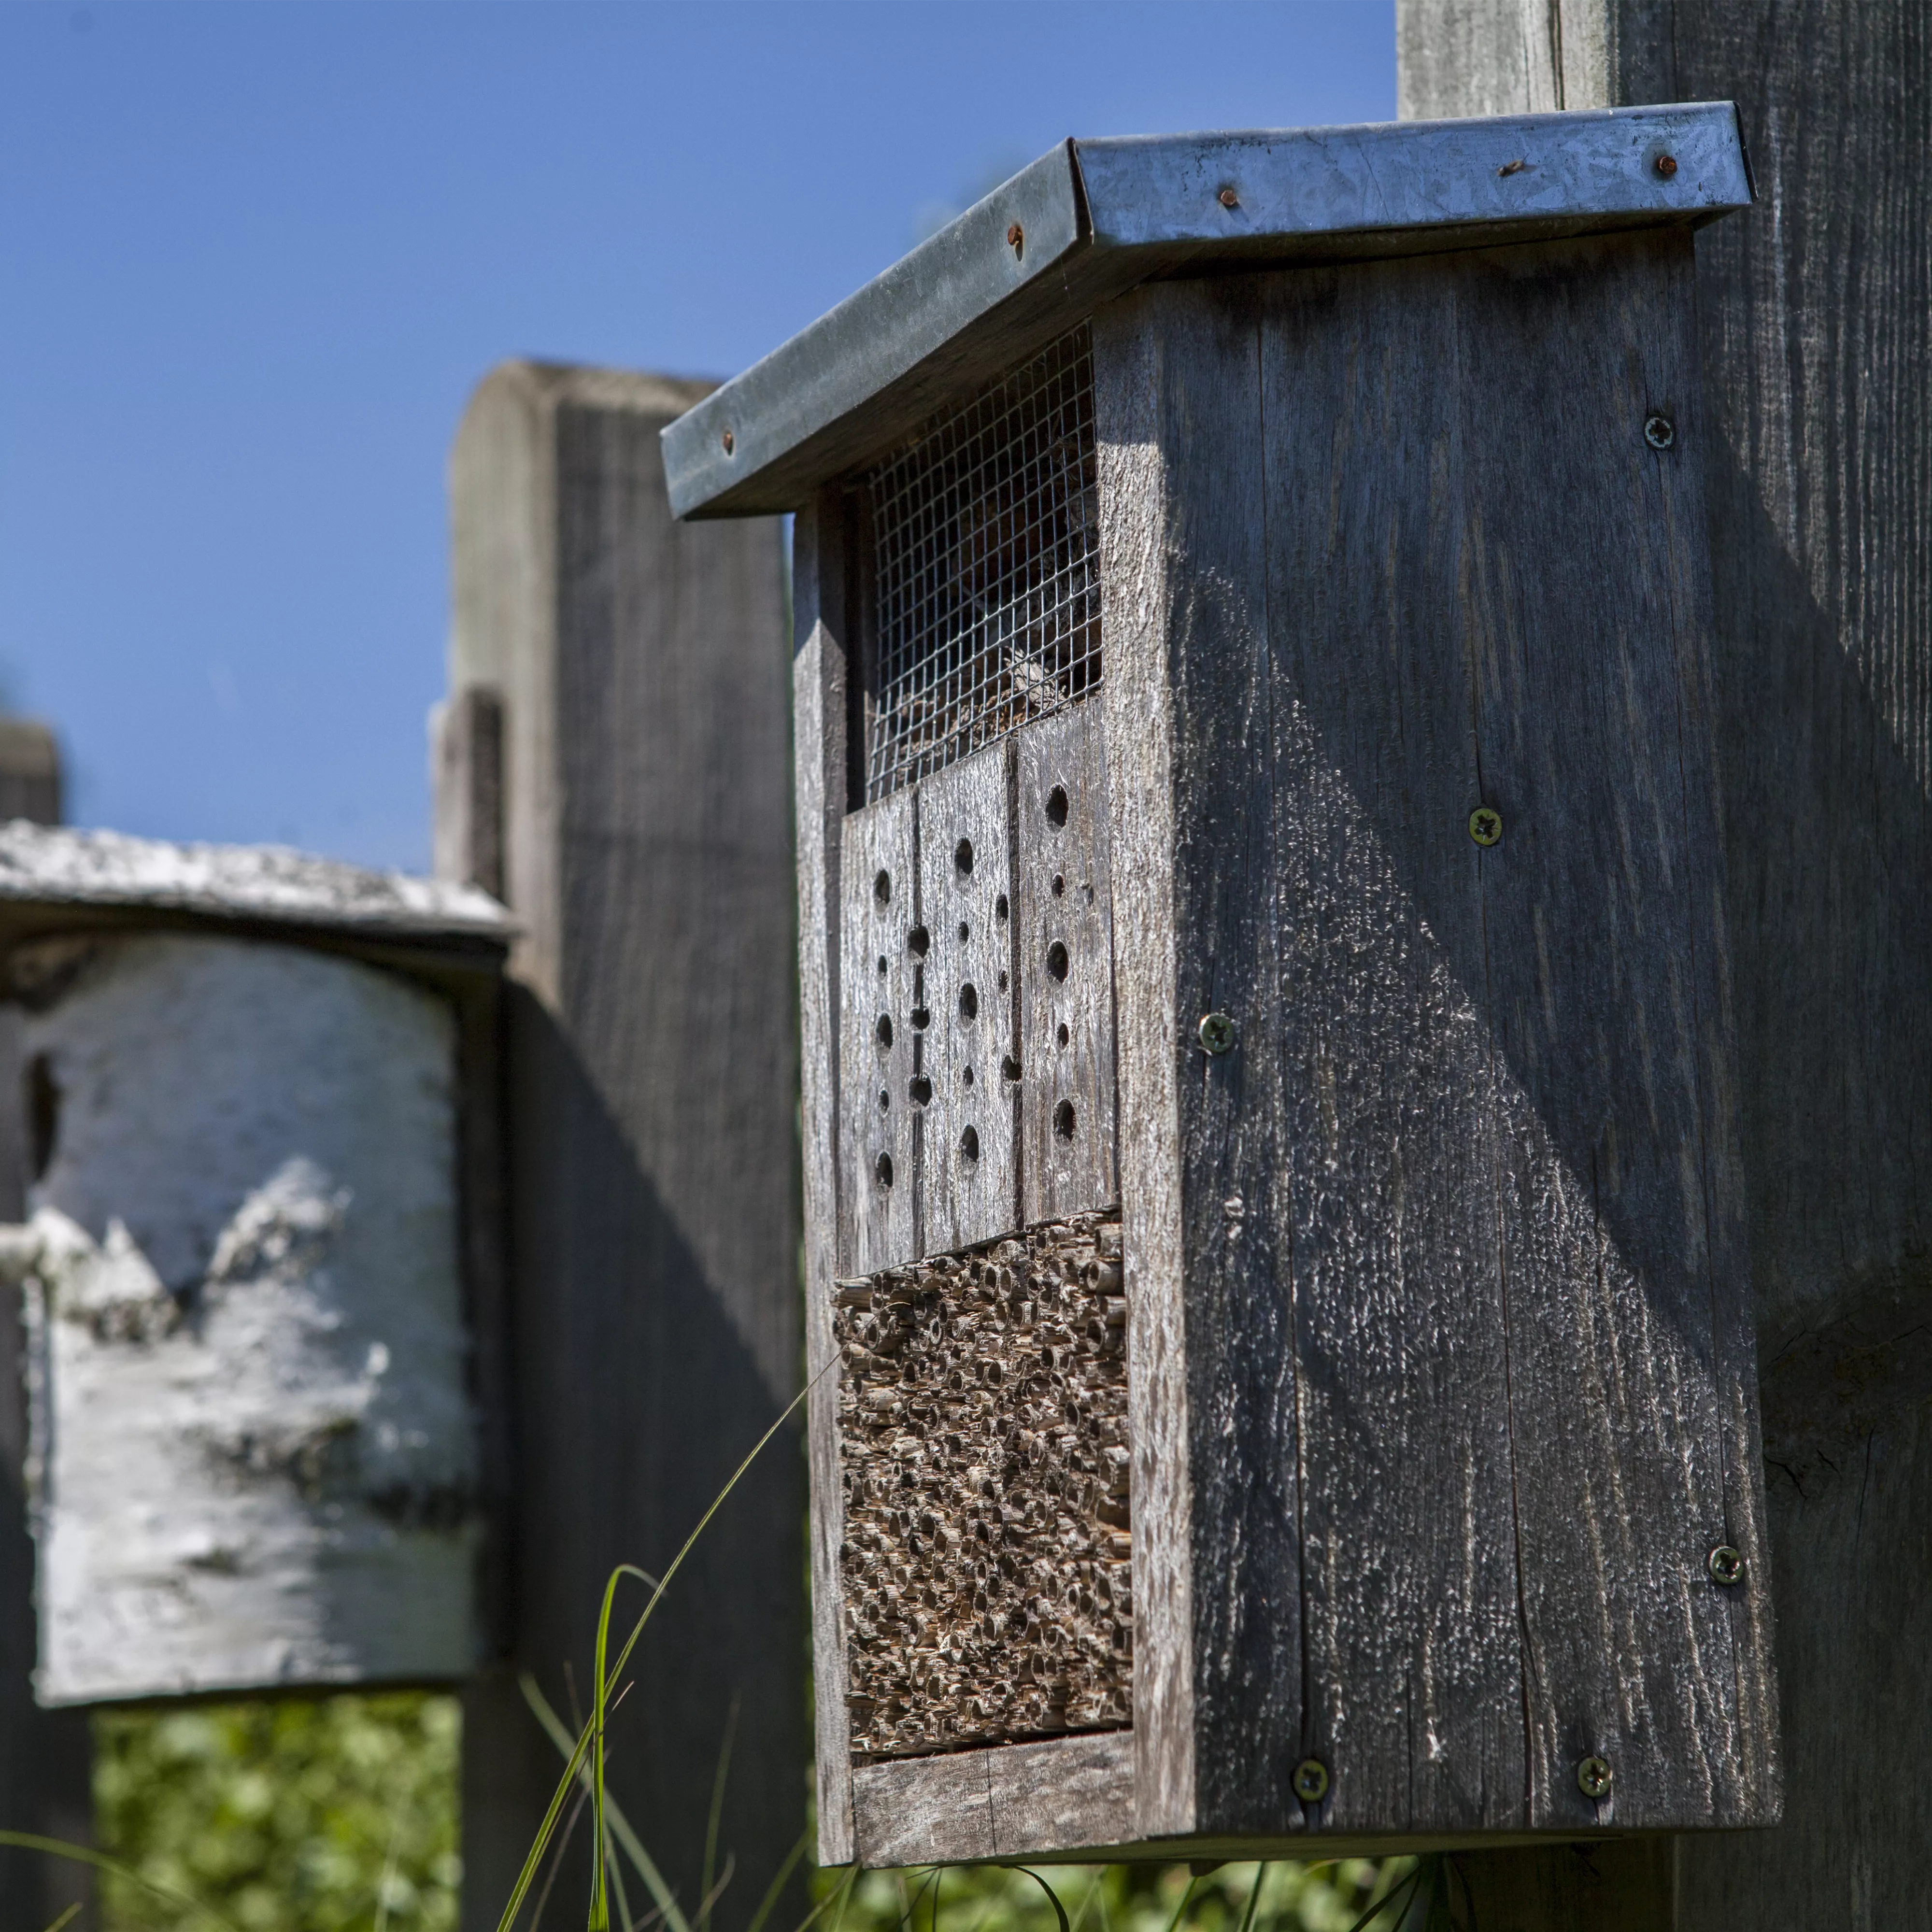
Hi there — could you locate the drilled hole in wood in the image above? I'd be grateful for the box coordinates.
[959,983,979,1021]
[875,1152,894,1187]
[1047,942,1069,981]
[876,1014,894,1048]
[958,920,970,942]
[909,1076,932,1106]
[1054,1099,1077,1140]
[959,1125,980,1163]
[879,1088,890,1112]
[995,894,1009,921]
[1001,1054,1022,1081]
[1058,1022,1070,1047]
[911,1006,930,1030]
[963,1066,975,1088]
[998,970,1009,992]
[878,954,888,976]
[27,1053,57,1182]
[909,924,930,956]
[875,868,892,904]
[955,838,974,877]
[1047,784,1069,827]
[1052,874,1065,896]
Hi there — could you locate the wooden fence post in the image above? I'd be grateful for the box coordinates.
[1399,5,1932,1925]
[442,364,804,1931]
[0,719,92,1932]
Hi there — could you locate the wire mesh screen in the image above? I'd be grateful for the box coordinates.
[864,324,1100,802]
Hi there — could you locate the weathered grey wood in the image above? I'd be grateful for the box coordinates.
[432,684,505,900]
[1093,310,1196,1846]
[852,1730,1135,1866]
[1016,702,1116,1224]
[447,361,804,1929]
[1406,0,1932,1919]
[0,719,60,829]
[838,791,919,1275]
[915,741,1019,1252]
[794,491,855,1864]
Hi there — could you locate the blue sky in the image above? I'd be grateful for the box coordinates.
[1,1,1393,871]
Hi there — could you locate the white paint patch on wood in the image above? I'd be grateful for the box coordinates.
[0,933,479,1704]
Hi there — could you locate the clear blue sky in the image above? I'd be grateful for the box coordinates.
[1,1,1394,871]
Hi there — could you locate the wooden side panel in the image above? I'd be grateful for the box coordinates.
[915,741,1019,1252]
[795,494,855,1863]
[1016,701,1118,1224]
[838,791,919,1275]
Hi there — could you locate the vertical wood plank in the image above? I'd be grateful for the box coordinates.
[447,362,805,1930]
[794,492,855,1864]
[1092,299,1196,1843]
[432,685,505,900]
[1016,701,1117,1225]
[1257,263,1524,1838]
[915,740,1019,1252]
[838,792,919,1274]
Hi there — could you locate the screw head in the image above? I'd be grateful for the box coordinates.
[721,427,735,455]
[1577,1755,1612,1800]
[1218,186,1240,209]
[1292,1758,1330,1804]
[1645,413,1676,451]
[1469,807,1503,847]
[1198,1011,1236,1056]
[1007,221,1024,256]
[1708,1544,1745,1586]
[1655,153,1679,178]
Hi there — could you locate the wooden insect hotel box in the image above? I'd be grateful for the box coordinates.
[0,826,508,1705]
[664,103,1781,1864]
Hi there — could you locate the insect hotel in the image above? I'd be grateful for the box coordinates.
[0,825,506,1705]
[663,103,1780,1864]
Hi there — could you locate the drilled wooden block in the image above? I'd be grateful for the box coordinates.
[835,1211,1130,1760]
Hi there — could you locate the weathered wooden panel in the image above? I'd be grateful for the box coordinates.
[795,493,856,1863]
[835,1213,1130,1761]
[1016,702,1117,1224]
[915,742,1019,1253]
[838,792,919,1275]
[4,933,478,1703]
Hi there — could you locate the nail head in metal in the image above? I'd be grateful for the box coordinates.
[721,428,735,455]
[1198,1012,1237,1056]
[1007,221,1024,255]
[1645,413,1676,451]
[1655,153,1679,178]
[1469,807,1503,847]
[1708,1543,1745,1586]
[1577,1755,1613,1800]
[1218,186,1239,209]
[1292,1758,1330,1804]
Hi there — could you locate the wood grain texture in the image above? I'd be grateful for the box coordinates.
[839,792,919,1276]
[915,742,1019,1252]
[1407,2,1931,1916]
[795,493,856,1863]
[852,1729,1135,1866]
[431,685,505,901]
[1092,306,1195,1844]
[1016,702,1118,1225]
[447,362,805,1928]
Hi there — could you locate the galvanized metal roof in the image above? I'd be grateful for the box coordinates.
[662,103,1750,521]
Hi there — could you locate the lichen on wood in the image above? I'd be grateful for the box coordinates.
[834,1209,1130,1761]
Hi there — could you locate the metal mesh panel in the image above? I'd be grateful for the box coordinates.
[865,324,1099,802]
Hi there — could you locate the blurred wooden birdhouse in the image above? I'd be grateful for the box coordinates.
[663,103,1780,1865]
[0,826,509,1705]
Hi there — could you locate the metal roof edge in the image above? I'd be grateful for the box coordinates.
[664,102,1749,521]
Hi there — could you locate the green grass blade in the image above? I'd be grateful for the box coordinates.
[38,1906,80,1932]
[0,1830,241,1932]
[742,1827,809,1932]
[1235,1865,1266,1932]
[1011,1869,1072,1932]
[699,1698,740,1932]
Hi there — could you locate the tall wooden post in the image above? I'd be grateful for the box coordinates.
[1400,5,1932,1925]
[0,719,92,1932]
[442,364,805,1931]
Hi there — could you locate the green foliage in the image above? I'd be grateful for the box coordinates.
[93,1691,463,1932]
[815,1856,1414,1932]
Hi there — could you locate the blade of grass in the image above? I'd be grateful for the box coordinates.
[1342,1864,1421,1932]
[699,1698,740,1932]
[590,1563,659,1931]
[1010,1869,1072,1932]
[37,1907,80,1932]
[530,1777,596,1932]
[0,1831,241,1932]
[520,1671,691,1932]
[742,1827,809,1932]
[1235,1865,1266,1932]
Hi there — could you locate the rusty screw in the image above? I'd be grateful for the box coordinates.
[1469,807,1503,847]
[1007,221,1024,256]
[1655,153,1679,178]
[1292,1759,1330,1804]
[1577,1756,1613,1800]
[1708,1544,1745,1586]
[1218,186,1240,209]
[1645,413,1676,451]
[721,428,735,455]
[1198,1012,1237,1056]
